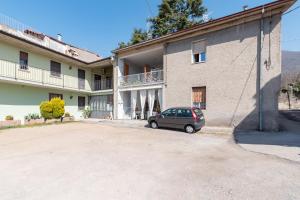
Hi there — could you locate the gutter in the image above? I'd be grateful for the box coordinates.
[258,7,265,131]
[113,0,295,54]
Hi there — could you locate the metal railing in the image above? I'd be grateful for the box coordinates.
[0,59,91,91]
[92,79,113,91]
[0,13,66,54]
[119,70,163,87]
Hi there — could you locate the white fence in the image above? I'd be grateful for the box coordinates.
[0,59,90,91]
[119,70,163,87]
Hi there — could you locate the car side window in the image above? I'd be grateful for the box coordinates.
[162,109,177,117]
[177,109,192,117]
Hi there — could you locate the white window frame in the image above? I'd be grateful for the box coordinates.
[191,40,207,64]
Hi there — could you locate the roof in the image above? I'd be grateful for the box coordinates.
[46,35,101,63]
[0,21,101,65]
[113,0,296,54]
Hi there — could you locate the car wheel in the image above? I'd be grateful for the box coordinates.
[150,121,158,129]
[185,125,195,133]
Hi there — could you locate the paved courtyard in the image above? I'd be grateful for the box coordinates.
[0,123,299,200]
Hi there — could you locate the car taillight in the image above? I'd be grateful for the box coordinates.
[192,111,200,122]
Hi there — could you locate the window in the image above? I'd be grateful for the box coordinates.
[78,69,85,89]
[192,87,206,110]
[106,76,112,89]
[49,93,63,100]
[192,41,206,63]
[50,61,61,77]
[19,51,28,70]
[78,96,86,110]
[177,109,193,118]
[162,108,177,117]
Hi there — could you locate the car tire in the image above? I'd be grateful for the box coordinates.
[185,125,195,134]
[150,121,158,129]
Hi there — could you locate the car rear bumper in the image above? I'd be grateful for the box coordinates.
[194,120,205,130]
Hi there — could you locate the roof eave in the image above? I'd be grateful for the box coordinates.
[113,0,296,54]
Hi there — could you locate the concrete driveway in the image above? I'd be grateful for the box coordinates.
[0,123,299,200]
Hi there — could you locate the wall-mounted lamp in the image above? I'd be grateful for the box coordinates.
[69,66,72,70]
[70,95,73,99]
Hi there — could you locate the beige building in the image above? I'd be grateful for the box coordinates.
[113,0,295,131]
[0,0,295,131]
[0,18,114,122]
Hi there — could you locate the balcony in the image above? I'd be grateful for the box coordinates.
[119,70,163,88]
[0,59,91,92]
[92,79,113,91]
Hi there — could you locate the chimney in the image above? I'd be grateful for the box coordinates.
[57,34,62,41]
[243,5,248,11]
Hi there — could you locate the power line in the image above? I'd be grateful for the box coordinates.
[145,0,154,16]
[283,5,300,16]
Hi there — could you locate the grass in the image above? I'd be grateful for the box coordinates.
[0,121,77,131]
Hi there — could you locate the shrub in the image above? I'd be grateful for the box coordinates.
[40,101,53,120]
[40,98,65,121]
[25,113,41,121]
[5,115,14,121]
[82,107,91,119]
[51,98,65,119]
[40,98,65,120]
[64,112,71,117]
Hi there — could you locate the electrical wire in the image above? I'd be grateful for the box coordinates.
[283,5,300,16]
[145,0,154,16]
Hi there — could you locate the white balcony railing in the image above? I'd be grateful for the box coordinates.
[92,79,113,91]
[119,70,163,87]
[0,13,66,54]
[0,59,90,92]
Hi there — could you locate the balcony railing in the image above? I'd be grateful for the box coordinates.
[0,59,90,92]
[0,13,66,54]
[119,70,163,87]
[92,79,113,91]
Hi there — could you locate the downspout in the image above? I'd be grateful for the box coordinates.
[258,7,265,131]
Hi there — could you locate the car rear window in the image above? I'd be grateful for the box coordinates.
[177,109,193,117]
[193,108,203,116]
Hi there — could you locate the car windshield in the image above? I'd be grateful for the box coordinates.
[193,108,203,116]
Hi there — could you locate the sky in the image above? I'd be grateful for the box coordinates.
[0,0,299,57]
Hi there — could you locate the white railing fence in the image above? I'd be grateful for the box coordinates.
[92,79,113,91]
[0,59,90,91]
[0,13,66,54]
[119,70,163,87]
[0,13,32,33]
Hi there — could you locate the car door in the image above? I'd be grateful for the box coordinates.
[175,108,193,129]
[157,108,177,128]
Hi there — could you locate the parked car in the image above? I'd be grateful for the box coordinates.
[148,107,205,133]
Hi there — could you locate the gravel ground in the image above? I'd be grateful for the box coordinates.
[0,123,299,200]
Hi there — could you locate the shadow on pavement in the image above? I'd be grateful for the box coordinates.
[235,132,300,148]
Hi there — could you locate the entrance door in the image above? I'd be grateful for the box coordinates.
[94,74,101,90]
[78,69,85,89]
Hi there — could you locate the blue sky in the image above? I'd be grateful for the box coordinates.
[0,0,299,57]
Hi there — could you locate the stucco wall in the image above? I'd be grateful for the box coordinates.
[0,41,92,91]
[164,15,281,130]
[0,82,88,123]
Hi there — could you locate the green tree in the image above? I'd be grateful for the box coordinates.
[292,82,300,99]
[117,0,207,48]
[148,0,207,38]
[118,29,148,49]
[130,28,148,45]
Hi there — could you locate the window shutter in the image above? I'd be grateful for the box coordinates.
[193,41,205,54]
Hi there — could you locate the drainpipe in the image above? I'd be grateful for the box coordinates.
[258,7,265,131]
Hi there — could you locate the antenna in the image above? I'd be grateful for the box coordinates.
[203,12,213,22]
